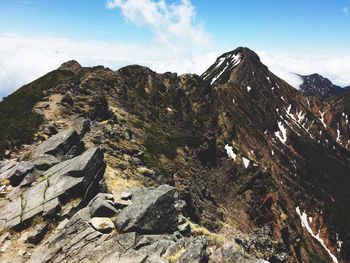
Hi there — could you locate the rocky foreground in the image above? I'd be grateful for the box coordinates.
[0,128,276,263]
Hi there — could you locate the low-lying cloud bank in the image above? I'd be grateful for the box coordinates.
[258,50,350,89]
[1,33,350,98]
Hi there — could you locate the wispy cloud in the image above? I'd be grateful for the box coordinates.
[105,0,211,47]
[342,7,349,15]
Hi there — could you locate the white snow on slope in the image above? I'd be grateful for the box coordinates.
[319,111,327,128]
[211,64,228,84]
[214,57,226,70]
[208,53,241,84]
[296,207,339,263]
[336,127,341,143]
[275,121,287,144]
[225,144,237,161]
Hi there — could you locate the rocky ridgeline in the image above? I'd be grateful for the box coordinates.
[1,48,349,262]
[0,129,274,263]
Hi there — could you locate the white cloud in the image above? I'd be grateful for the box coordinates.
[342,7,349,15]
[105,0,210,47]
[0,34,217,98]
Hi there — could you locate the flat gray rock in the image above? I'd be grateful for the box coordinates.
[0,147,105,230]
[29,129,81,159]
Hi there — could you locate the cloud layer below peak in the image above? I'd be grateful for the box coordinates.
[1,34,350,98]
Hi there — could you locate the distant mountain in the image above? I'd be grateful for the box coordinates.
[299,73,345,98]
[0,48,350,263]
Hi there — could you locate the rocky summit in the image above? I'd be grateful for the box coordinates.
[0,47,350,263]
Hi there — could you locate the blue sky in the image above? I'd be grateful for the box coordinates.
[1,0,350,50]
[0,0,350,97]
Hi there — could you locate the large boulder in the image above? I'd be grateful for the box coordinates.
[0,147,105,230]
[116,185,179,234]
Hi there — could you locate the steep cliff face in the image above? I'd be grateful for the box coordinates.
[0,48,350,263]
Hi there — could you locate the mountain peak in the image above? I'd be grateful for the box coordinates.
[201,47,267,86]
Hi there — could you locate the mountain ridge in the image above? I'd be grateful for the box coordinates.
[0,47,350,263]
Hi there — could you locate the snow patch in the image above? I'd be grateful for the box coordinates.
[225,144,237,161]
[336,128,341,143]
[335,233,343,252]
[275,121,287,144]
[210,64,229,85]
[242,157,250,168]
[214,57,225,70]
[319,111,327,128]
[165,107,174,112]
[296,207,339,263]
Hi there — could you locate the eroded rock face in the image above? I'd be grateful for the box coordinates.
[116,185,179,234]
